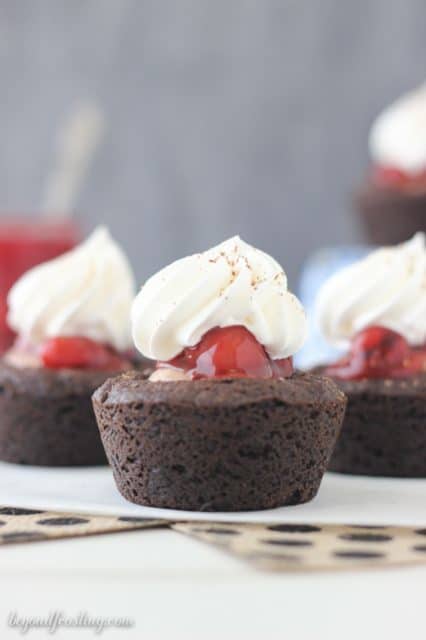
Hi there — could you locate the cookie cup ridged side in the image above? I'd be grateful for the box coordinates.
[325,374,426,477]
[93,371,346,511]
[0,361,132,466]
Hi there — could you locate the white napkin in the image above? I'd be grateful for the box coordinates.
[0,462,424,525]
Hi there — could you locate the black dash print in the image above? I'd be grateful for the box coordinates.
[267,524,321,533]
[339,533,393,543]
[0,507,43,516]
[118,517,154,523]
[349,525,387,530]
[200,528,241,535]
[334,550,385,560]
[261,538,313,547]
[0,520,6,527]
[412,545,426,553]
[2,531,47,542]
[37,517,89,526]
[415,529,426,536]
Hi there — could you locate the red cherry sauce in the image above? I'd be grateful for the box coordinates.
[0,219,80,353]
[325,326,426,381]
[156,325,293,380]
[372,165,426,192]
[40,336,131,371]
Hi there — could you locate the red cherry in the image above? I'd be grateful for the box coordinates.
[325,326,425,380]
[160,326,293,380]
[373,165,426,191]
[404,346,426,375]
[373,165,410,188]
[271,357,294,378]
[40,336,130,371]
[353,325,409,367]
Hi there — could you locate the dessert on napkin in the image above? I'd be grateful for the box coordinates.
[94,236,346,511]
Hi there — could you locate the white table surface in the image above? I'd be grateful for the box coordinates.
[1,525,425,639]
[0,463,425,639]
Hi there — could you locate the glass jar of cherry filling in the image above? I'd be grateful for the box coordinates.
[156,326,293,380]
[324,326,426,381]
[0,218,80,353]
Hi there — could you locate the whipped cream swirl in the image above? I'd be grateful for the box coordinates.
[132,236,307,361]
[316,233,426,348]
[8,226,136,351]
[369,83,426,174]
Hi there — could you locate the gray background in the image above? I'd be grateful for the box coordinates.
[0,0,425,285]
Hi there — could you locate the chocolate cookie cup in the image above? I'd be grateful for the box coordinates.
[354,83,426,245]
[1,226,142,466]
[0,364,113,466]
[318,372,426,477]
[93,371,346,511]
[314,233,426,477]
[356,182,426,246]
[0,359,153,466]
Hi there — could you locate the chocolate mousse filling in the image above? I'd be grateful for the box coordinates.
[93,371,346,511]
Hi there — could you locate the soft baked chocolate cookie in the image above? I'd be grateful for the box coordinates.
[93,372,346,511]
[324,373,426,477]
[355,181,426,246]
[0,360,151,466]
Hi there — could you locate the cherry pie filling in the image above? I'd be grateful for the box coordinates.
[372,165,426,192]
[155,325,293,380]
[325,326,426,381]
[8,335,131,371]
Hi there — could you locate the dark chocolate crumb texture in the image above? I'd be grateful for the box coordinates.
[0,359,153,466]
[326,373,426,477]
[93,371,346,511]
[0,362,120,466]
